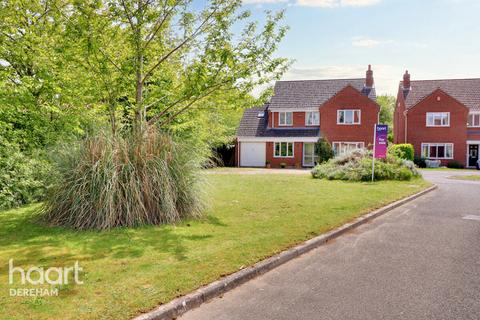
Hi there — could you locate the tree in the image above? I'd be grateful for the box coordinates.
[377,94,395,142]
[315,137,334,164]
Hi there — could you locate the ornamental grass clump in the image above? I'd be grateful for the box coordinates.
[311,148,420,181]
[41,129,204,230]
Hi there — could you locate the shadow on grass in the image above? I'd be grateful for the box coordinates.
[0,205,225,273]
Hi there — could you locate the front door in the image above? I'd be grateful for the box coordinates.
[468,145,479,167]
[303,143,318,167]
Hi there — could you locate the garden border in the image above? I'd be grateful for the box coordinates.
[134,184,437,320]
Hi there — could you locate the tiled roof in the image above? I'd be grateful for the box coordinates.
[269,78,376,109]
[236,106,320,138]
[236,106,268,137]
[402,78,480,111]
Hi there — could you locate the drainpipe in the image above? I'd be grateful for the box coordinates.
[404,110,408,143]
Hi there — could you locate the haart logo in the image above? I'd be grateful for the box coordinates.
[8,259,84,297]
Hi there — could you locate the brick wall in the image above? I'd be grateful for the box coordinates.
[266,142,303,168]
[319,85,379,146]
[405,89,468,165]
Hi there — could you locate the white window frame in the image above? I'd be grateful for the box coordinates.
[305,111,320,126]
[303,143,319,167]
[468,112,480,127]
[426,112,450,127]
[332,142,365,156]
[273,142,294,158]
[278,112,293,126]
[421,143,454,159]
[337,110,361,125]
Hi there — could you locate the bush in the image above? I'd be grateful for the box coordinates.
[311,149,419,181]
[315,138,334,164]
[414,156,427,168]
[0,146,50,210]
[41,129,204,230]
[447,160,464,169]
[389,144,414,161]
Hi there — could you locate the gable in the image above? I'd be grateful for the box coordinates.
[407,88,469,113]
[320,85,380,112]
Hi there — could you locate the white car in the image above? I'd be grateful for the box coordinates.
[477,158,480,170]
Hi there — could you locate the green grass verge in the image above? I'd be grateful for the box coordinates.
[449,175,480,181]
[0,174,431,320]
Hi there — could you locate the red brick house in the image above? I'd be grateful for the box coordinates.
[394,71,480,168]
[235,66,380,168]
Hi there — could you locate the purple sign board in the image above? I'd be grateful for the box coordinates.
[374,124,388,159]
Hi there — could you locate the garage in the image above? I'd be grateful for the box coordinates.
[240,142,266,167]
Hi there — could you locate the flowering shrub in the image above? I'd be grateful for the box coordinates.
[311,149,420,181]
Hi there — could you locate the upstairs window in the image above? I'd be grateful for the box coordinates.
[279,112,293,126]
[274,142,294,158]
[426,112,450,127]
[421,143,453,159]
[468,113,480,127]
[305,111,320,126]
[337,110,361,125]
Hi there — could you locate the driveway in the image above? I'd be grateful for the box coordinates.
[180,170,480,320]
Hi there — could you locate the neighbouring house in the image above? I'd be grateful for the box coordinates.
[235,65,380,168]
[394,71,480,168]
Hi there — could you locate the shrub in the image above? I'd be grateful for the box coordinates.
[414,156,427,168]
[0,146,50,210]
[389,144,414,161]
[311,149,419,181]
[41,129,204,230]
[447,160,464,169]
[315,138,334,164]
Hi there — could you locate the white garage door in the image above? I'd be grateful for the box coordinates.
[240,142,266,167]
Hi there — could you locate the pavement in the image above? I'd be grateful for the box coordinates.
[180,169,480,320]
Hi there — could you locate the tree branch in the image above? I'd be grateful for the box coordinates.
[141,7,218,84]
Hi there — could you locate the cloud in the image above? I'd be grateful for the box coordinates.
[352,37,393,48]
[296,0,380,7]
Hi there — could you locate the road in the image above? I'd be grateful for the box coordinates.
[180,170,480,320]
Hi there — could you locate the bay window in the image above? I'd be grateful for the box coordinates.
[421,143,453,159]
[337,110,361,125]
[274,142,294,158]
[426,112,450,127]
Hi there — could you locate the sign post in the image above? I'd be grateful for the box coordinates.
[372,124,388,181]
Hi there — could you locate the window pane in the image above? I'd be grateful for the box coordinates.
[468,114,473,126]
[437,145,445,158]
[287,143,293,157]
[275,143,280,156]
[434,116,442,126]
[422,145,429,158]
[442,114,449,125]
[338,111,344,123]
[354,110,360,123]
[281,142,287,156]
[427,113,434,126]
[286,112,292,125]
[430,146,437,158]
[446,144,453,158]
[279,113,284,125]
[345,111,353,124]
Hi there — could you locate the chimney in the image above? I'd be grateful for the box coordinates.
[403,70,411,90]
[365,65,374,88]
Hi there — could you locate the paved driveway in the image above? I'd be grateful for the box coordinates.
[181,170,480,320]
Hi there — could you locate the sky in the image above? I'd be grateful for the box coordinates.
[243,0,480,95]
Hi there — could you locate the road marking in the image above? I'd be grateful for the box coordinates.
[462,215,480,221]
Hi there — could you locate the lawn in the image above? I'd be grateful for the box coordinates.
[0,173,430,320]
[449,175,480,181]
